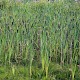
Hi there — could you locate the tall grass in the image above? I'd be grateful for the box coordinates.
[0,1,80,79]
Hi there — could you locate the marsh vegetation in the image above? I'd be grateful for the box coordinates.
[0,0,80,80]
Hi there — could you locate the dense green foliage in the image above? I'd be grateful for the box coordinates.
[0,1,80,80]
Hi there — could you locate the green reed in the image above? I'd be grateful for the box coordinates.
[0,1,80,79]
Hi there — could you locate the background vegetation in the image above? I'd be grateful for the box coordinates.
[0,0,80,80]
